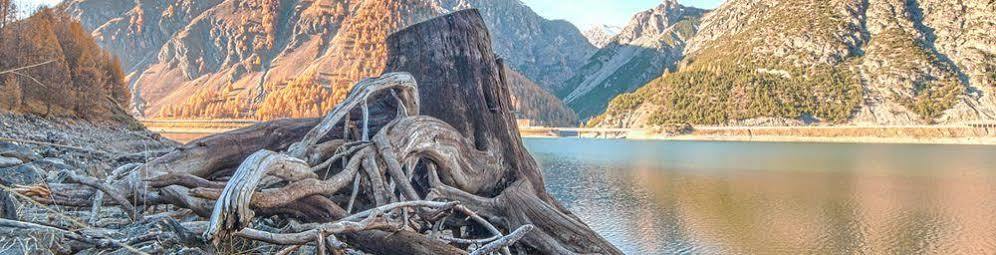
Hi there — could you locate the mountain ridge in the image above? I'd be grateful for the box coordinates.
[60,0,586,126]
[592,0,995,128]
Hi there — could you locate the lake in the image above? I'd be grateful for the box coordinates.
[524,138,996,254]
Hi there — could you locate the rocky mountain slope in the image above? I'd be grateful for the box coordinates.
[557,0,706,119]
[583,24,622,48]
[594,0,996,128]
[60,0,589,126]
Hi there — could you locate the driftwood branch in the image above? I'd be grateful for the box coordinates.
[471,224,534,255]
[63,171,138,221]
[204,150,310,241]
[288,72,419,159]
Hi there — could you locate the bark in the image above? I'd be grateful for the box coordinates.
[140,118,320,178]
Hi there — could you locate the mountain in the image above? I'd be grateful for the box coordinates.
[434,0,596,91]
[583,24,622,48]
[59,0,589,126]
[594,0,996,128]
[557,0,706,120]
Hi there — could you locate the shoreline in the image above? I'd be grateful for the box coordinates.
[520,133,996,146]
[142,119,996,146]
[578,134,996,146]
[520,125,996,146]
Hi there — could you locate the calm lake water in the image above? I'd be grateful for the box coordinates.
[524,138,996,255]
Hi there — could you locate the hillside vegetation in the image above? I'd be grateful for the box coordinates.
[0,8,130,122]
[594,0,995,128]
[505,67,579,127]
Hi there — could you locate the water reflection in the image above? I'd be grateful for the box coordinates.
[525,139,996,254]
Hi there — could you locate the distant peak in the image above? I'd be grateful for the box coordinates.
[653,0,686,13]
[661,0,680,6]
[583,24,623,48]
[588,24,622,34]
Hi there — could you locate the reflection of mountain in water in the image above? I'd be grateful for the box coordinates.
[528,139,996,254]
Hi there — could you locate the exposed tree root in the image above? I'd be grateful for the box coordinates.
[6,10,620,255]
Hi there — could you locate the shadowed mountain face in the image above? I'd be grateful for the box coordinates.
[594,0,996,128]
[504,66,579,127]
[61,0,589,125]
[557,0,706,120]
[433,0,596,92]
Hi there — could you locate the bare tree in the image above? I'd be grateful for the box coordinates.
[0,0,15,29]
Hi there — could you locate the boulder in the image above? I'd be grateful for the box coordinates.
[0,142,40,162]
[0,164,46,185]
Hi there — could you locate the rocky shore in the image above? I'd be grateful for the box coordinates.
[0,113,176,254]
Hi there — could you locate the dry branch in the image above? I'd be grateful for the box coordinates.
[0,60,56,75]
[63,171,138,221]
[471,224,535,255]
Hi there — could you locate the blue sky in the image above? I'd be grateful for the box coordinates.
[521,0,725,29]
[16,0,726,29]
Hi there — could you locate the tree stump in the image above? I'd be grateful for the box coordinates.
[383,9,622,255]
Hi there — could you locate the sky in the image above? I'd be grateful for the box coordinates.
[13,0,61,17]
[521,0,725,30]
[15,0,726,30]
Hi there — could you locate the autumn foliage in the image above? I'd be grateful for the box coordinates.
[0,8,130,121]
[157,70,338,120]
[157,0,434,121]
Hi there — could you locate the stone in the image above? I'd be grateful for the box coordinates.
[0,156,23,168]
[0,164,46,185]
[32,158,72,172]
[0,142,40,162]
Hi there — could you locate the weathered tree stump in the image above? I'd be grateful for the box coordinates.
[383,9,622,254]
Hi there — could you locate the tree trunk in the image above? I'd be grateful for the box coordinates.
[383,9,622,255]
